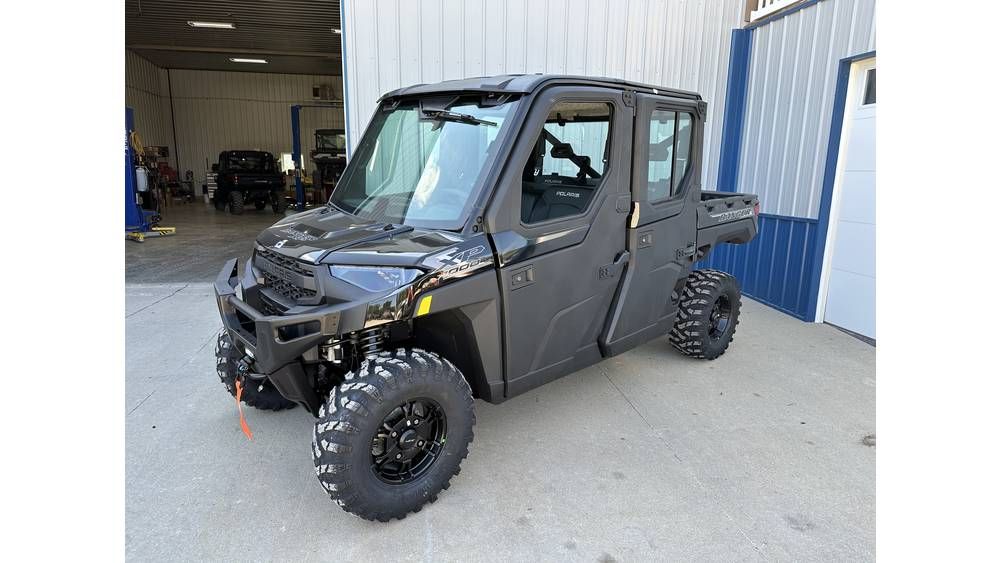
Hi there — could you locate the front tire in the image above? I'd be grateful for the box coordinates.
[215,332,297,411]
[669,269,742,360]
[313,349,475,521]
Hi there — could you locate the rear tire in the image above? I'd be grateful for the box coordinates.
[669,269,742,360]
[229,191,244,215]
[313,349,475,521]
[215,331,297,411]
[213,192,227,211]
[272,192,289,214]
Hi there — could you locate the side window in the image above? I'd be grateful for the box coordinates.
[646,110,695,202]
[647,111,675,201]
[674,113,693,193]
[521,102,612,224]
[862,68,876,106]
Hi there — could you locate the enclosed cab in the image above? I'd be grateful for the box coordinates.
[309,129,348,201]
[213,75,758,521]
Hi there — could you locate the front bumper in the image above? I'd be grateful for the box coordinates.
[214,258,366,414]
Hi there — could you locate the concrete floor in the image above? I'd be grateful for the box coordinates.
[125,254,875,561]
[126,202,290,283]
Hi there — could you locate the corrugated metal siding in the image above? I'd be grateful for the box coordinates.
[700,215,819,319]
[342,0,746,190]
[167,70,345,178]
[125,50,174,163]
[737,0,876,218]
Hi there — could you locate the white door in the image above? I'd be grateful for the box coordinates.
[821,58,876,339]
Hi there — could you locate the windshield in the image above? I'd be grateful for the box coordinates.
[329,95,519,229]
[316,131,346,150]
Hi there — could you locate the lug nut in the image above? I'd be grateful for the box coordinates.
[413,419,420,425]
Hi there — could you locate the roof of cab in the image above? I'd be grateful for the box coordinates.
[378,74,701,102]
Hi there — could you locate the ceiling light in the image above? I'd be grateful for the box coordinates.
[331,28,342,34]
[229,58,268,64]
[188,21,236,29]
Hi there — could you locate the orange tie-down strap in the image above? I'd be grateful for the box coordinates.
[234,379,253,441]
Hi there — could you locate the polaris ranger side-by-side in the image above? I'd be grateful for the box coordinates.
[214,75,758,521]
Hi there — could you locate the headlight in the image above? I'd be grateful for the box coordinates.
[329,265,421,292]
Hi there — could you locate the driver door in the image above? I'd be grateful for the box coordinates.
[490,87,632,397]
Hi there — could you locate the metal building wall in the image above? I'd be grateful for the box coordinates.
[167,70,345,178]
[125,50,174,163]
[702,0,876,319]
[737,0,876,218]
[342,0,747,190]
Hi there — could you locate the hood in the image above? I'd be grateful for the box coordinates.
[256,206,469,267]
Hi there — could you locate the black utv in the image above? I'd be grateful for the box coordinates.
[213,150,289,215]
[214,75,758,521]
[310,128,348,201]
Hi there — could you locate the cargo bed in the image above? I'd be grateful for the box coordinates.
[695,191,759,257]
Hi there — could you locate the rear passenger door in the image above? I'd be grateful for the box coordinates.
[493,87,631,397]
[602,94,704,355]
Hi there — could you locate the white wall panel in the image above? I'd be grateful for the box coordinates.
[125,50,174,163]
[166,70,344,178]
[738,0,876,218]
[343,0,746,190]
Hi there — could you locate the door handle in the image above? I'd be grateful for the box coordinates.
[599,251,630,280]
[511,265,534,289]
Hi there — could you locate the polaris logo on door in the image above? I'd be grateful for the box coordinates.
[710,207,754,223]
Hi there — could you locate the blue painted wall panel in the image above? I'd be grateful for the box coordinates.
[699,214,818,319]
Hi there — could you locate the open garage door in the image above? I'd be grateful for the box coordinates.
[821,57,876,339]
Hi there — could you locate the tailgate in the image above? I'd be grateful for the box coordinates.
[697,191,758,229]
[236,173,284,188]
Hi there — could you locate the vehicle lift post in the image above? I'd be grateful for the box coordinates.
[291,105,305,211]
[290,102,343,211]
[125,107,175,242]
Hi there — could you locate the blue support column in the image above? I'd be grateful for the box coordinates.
[716,28,754,192]
[291,104,305,210]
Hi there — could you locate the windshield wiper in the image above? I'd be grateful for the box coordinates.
[420,107,497,127]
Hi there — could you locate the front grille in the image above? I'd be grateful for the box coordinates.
[262,271,317,301]
[257,247,314,277]
[259,292,287,316]
[255,247,319,306]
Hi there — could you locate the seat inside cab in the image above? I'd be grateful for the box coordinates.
[520,102,612,224]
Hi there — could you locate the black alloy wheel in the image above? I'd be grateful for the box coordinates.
[708,295,733,341]
[370,398,447,484]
